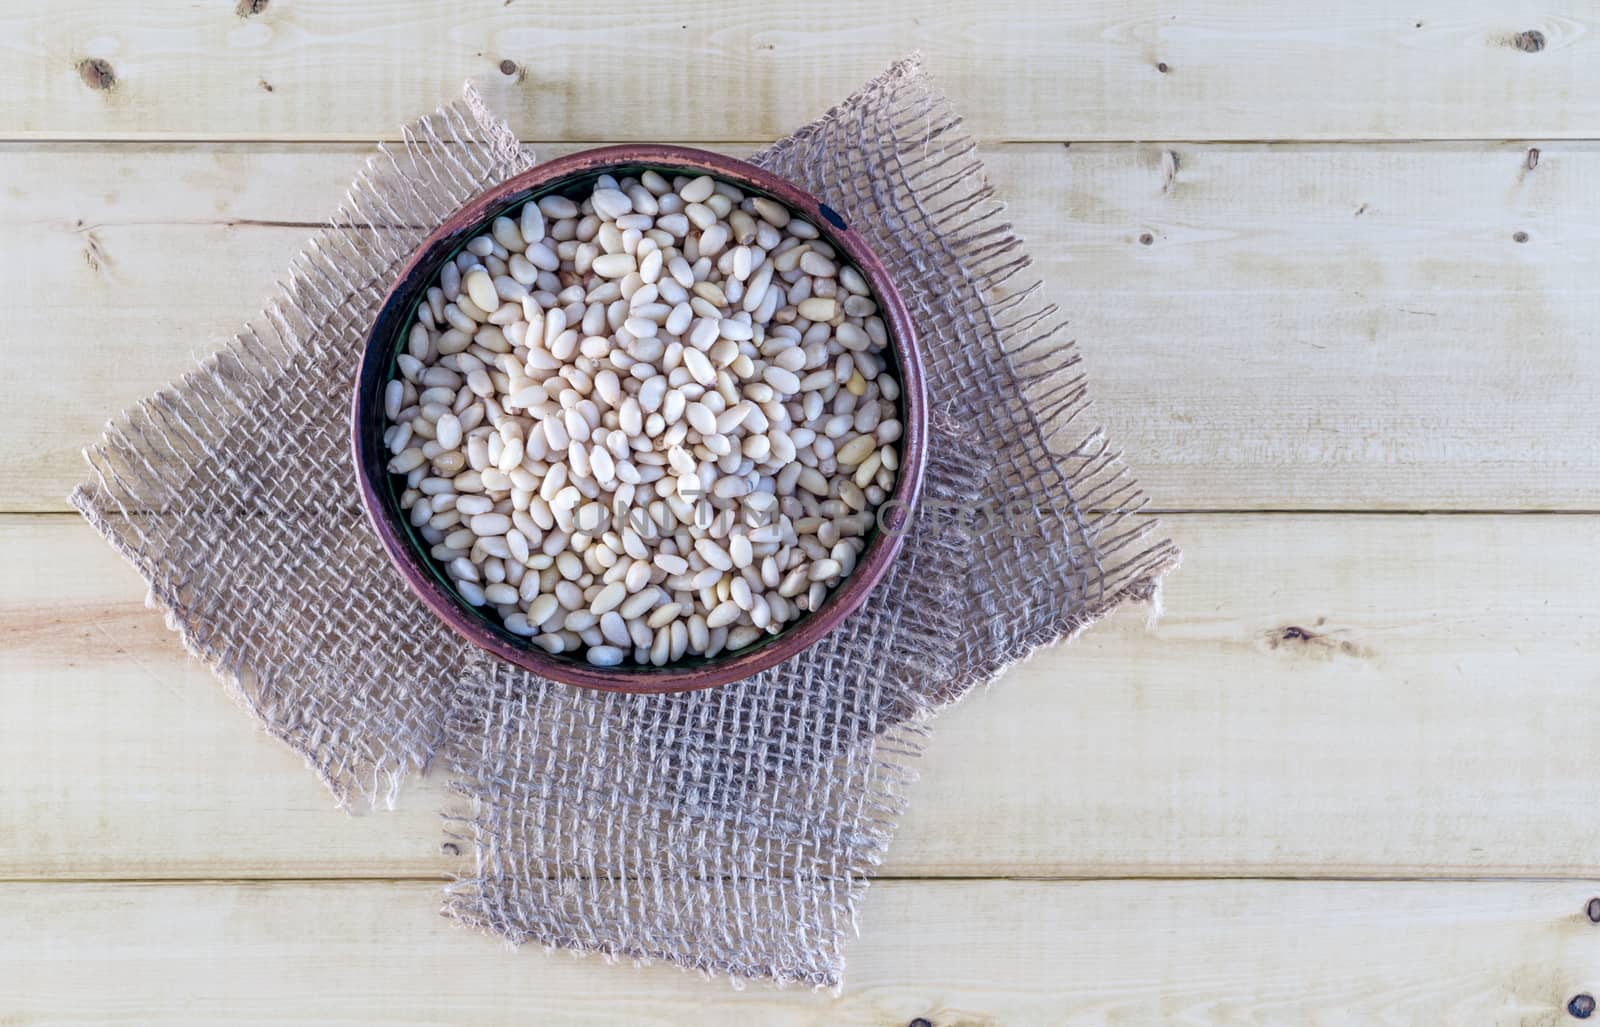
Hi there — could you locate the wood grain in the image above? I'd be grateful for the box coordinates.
[10,3,1600,1018]
[8,141,1599,512]
[2,878,1596,1024]
[9,512,1599,880]
[4,2,1599,142]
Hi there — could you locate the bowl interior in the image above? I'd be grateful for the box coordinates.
[356,151,925,691]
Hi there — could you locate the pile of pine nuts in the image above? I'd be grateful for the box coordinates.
[382,170,902,667]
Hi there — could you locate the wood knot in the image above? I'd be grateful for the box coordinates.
[1267,622,1368,659]
[499,59,518,76]
[77,58,116,91]
[1512,29,1546,52]
[236,0,269,15]
[1586,896,1600,922]
[1513,230,1529,243]
[1138,232,1154,245]
[1526,147,1540,170]
[1161,149,1180,193]
[908,1019,934,1027]
[1156,61,1169,73]
[440,842,461,856]
[1570,994,1595,1019]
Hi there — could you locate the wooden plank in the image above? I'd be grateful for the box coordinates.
[8,512,1600,880]
[4,2,1599,141]
[7,140,1599,511]
[1049,141,1600,512]
[2,879,1596,1023]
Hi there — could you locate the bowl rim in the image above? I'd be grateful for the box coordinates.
[352,144,927,693]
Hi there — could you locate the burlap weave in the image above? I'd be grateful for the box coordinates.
[72,57,1178,986]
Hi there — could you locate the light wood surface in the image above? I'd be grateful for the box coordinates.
[8,141,1600,512]
[3,880,1597,1025]
[9,513,1600,881]
[5,1,1599,142]
[5,2,1599,1023]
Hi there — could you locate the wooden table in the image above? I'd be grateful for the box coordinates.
[5,3,1599,1023]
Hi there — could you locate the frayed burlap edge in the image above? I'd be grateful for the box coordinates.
[753,56,1179,696]
[69,84,538,807]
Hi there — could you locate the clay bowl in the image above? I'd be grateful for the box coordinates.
[352,145,926,693]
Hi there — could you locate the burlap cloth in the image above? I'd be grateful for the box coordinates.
[71,57,1178,987]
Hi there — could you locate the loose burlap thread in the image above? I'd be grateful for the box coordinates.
[71,57,1179,987]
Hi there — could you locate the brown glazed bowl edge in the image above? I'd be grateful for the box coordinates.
[352,145,927,693]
